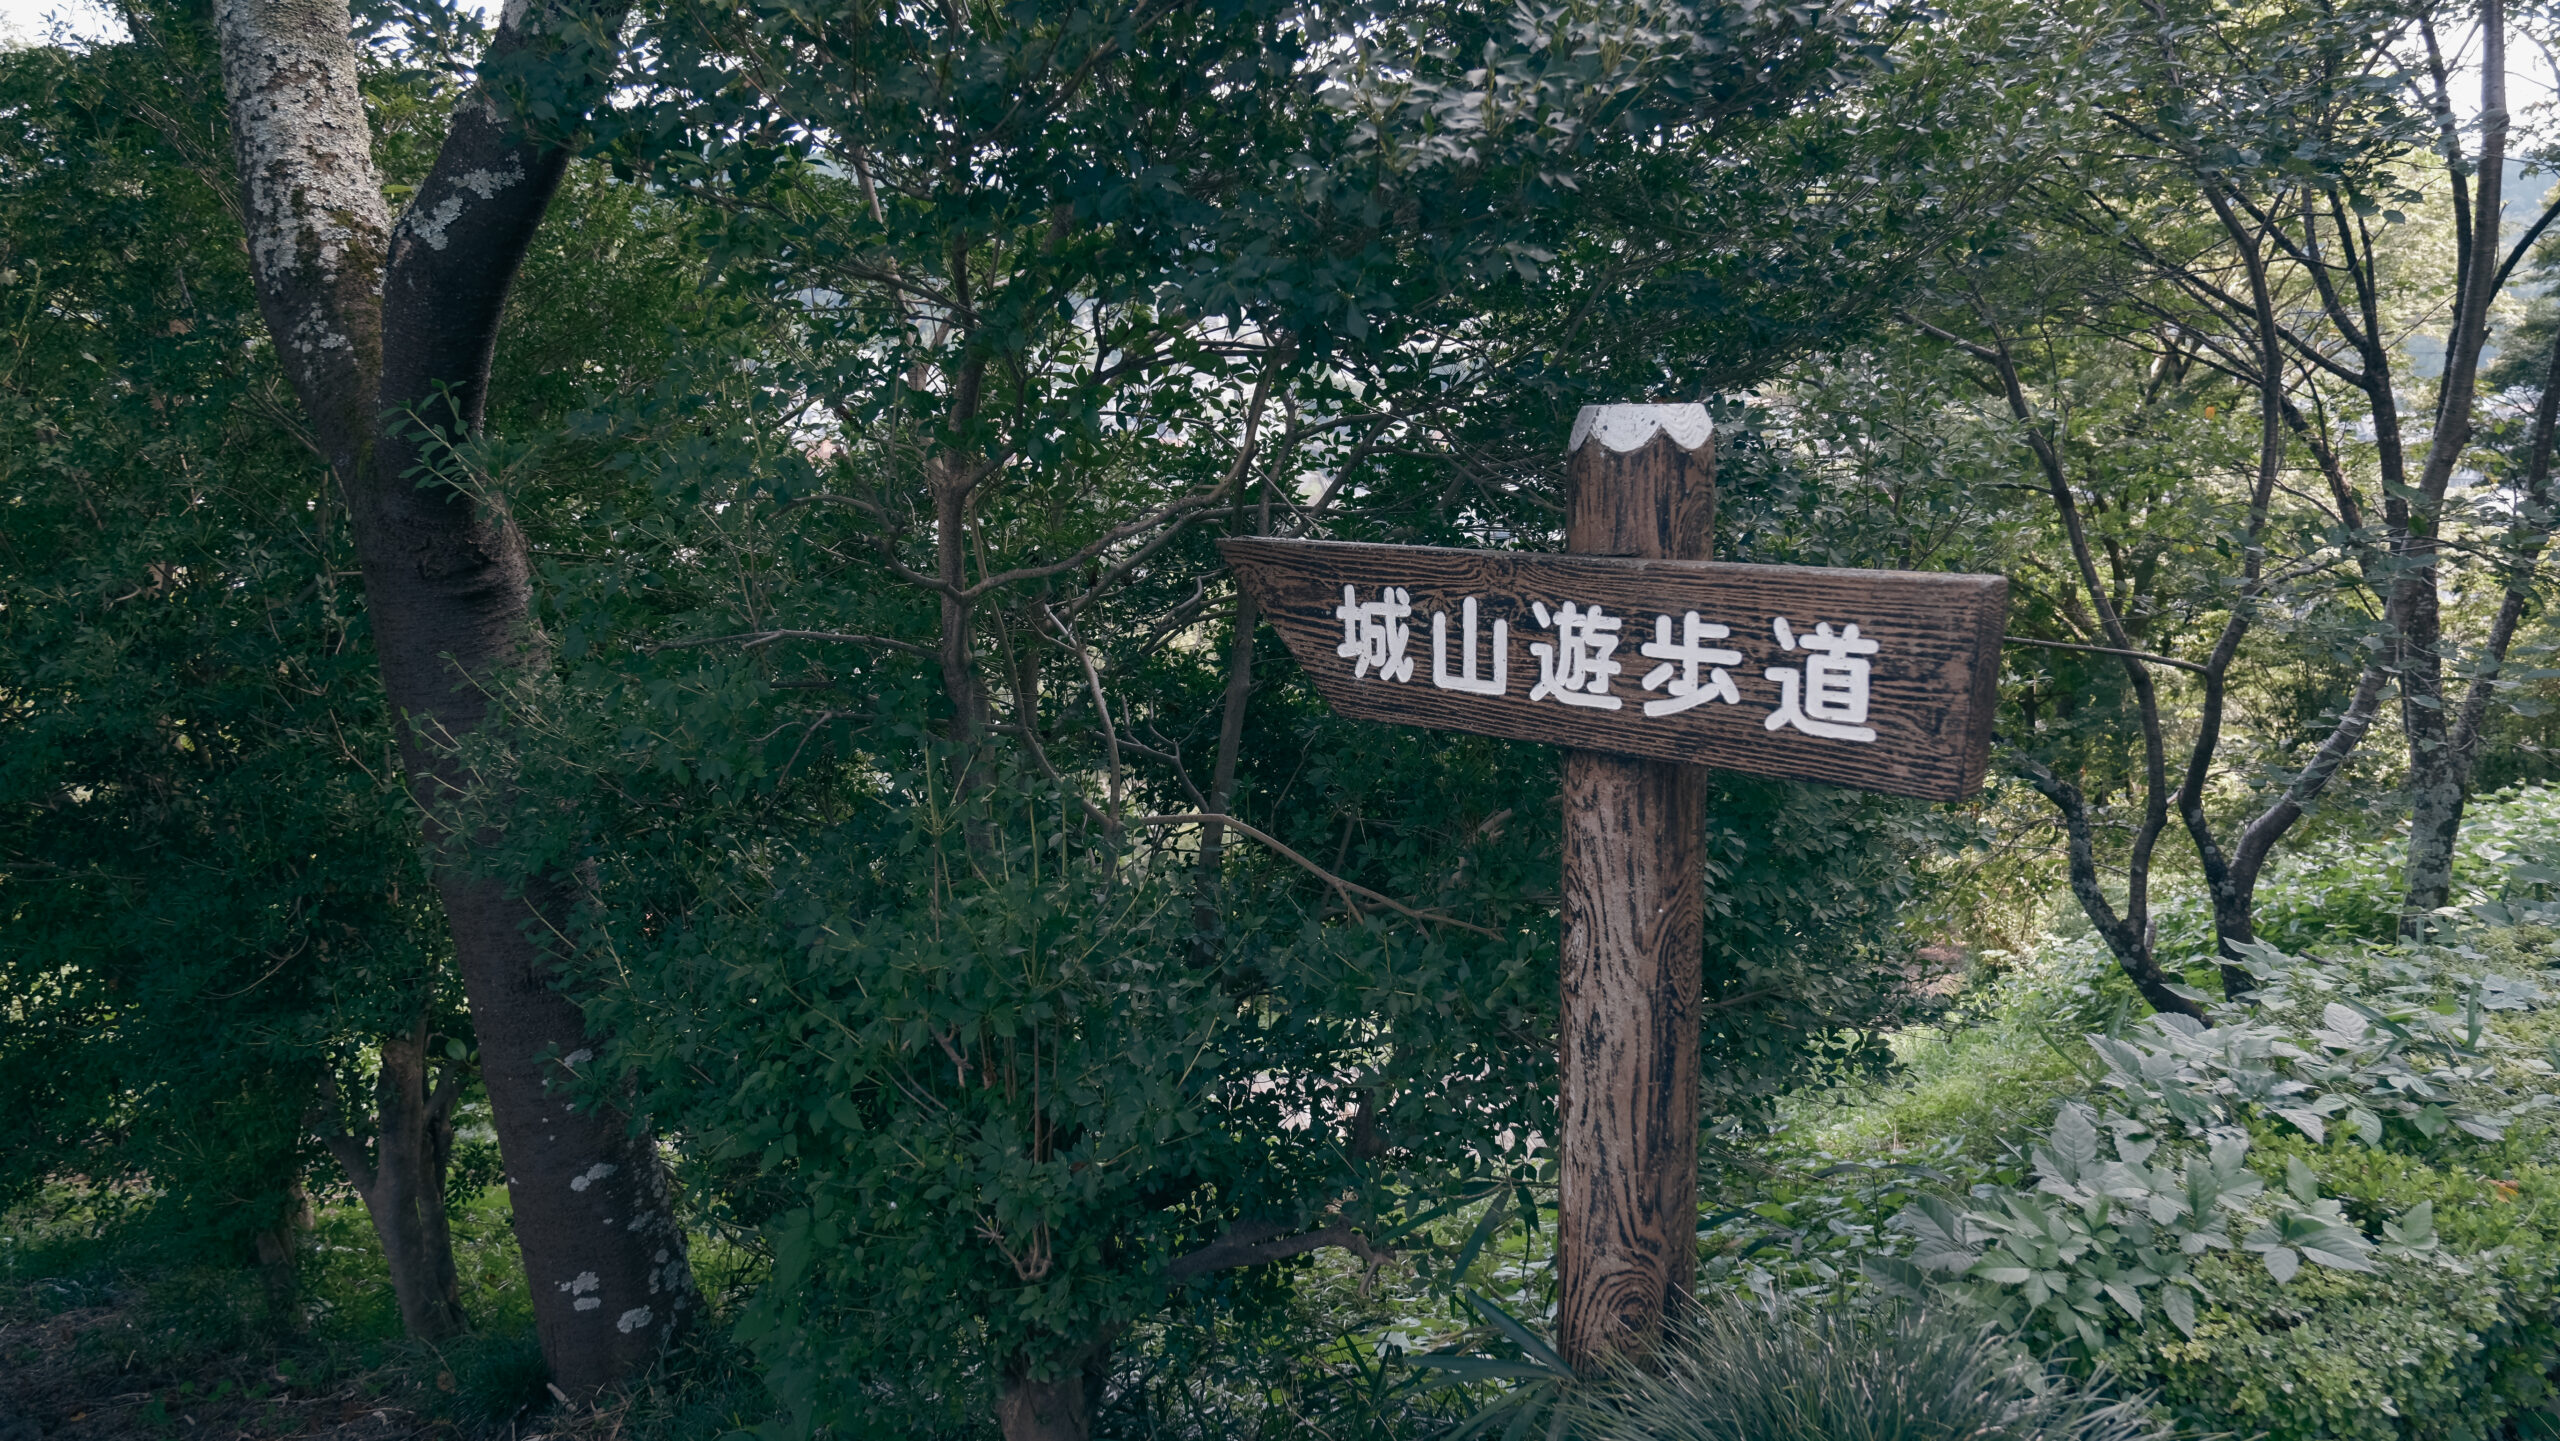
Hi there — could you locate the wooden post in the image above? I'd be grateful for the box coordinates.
[1218,402,2008,1361]
[1555,405,1714,1371]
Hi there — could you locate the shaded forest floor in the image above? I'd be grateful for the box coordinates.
[0,1280,756,1441]
[0,1190,764,1441]
[2,1289,444,1441]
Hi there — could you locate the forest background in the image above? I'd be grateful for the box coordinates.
[12,0,2560,1437]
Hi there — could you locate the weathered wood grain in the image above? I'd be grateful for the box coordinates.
[1554,419,1710,1371]
[1218,539,2008,803]
[1558,746,1704,1367]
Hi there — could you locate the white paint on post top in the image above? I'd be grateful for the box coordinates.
[1567,404,1713,455]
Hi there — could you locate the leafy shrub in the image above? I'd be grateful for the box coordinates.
[1725,920,2560,1440]
[1890,1109,2389,1350]
[1568,1299,2162,1441]
[2105,1245,2558,1441]
[2086,986,2540,1148]
[2151,784,2560,957]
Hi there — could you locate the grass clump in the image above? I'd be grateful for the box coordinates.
[1571,1300,2162,1441]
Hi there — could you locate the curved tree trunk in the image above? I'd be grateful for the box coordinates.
[213,0,694,1390]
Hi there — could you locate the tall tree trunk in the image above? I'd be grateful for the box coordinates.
[1194,462,1275,952]
[2446,334,2560,793]
[2019,761,2200,1019]
[2399,0,2509,933]
[2403,319,2560,934]
[2174,188,2288,999]
[214,0,694,1389]
[934,457,994,805]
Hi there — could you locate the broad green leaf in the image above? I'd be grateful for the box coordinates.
[2161,1284,2198,1339]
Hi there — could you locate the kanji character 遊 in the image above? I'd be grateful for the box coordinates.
[1763,617,1878,742]
[1335,584,1416,682]
[1527,601,1624,709]
[1431,596,1508,696]
[1637,611,1743,717]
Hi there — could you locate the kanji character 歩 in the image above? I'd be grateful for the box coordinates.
[1431,596,1508,696]
[1335,584,1415,682]
[1527,600,1624,709]
[1763,617,1878,742]
[1637,611,1743,717]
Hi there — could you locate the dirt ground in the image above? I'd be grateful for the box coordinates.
[1,1296,419,1440]
[0,1294,632,1441]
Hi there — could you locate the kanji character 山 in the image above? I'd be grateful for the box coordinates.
[1763,617,1878,742]
[1637,611,1743,717]
[1527,600,1624,710]
[1431,596,1508,696]
[1335,584,1415,682]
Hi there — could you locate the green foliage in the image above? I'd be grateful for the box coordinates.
[2101,1185,2560,1441]
[1748,908,2560,1441]
[1568,1299,2163,1441]
[458,0,1993,1407]
[518,707,1560,1430]
[1892,1110,2385,1351]
[1,1174,771,1438]
[2084,954,2553,1150]
[0,4,455,1254]
[2148,785,2560,958]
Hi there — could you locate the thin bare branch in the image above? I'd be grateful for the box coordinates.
[1133,812,1503,940]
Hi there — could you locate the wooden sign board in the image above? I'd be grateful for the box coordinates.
[1221,537,2010,802]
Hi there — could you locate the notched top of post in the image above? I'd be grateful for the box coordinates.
[1223,539,2010,802]
[1567,403,1714,455]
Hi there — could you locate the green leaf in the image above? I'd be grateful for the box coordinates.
[1412,1356,1565,1385]
[2285,1156,2319,1206]
[1379,1186,1508,1245]
[1450,1188,1513,1282]
[2272,1108,2325,1143]
[2051,1103,2099,1176]
[1466,1293,1573,1378]
[2300,1244,2378,1274]
[2161,1283,2198,1339]
[1860,1255,1931,1299]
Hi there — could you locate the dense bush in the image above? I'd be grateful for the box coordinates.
[2151,784,2560,958]
[0,18,460,1271]
[1702,843,2560,1441]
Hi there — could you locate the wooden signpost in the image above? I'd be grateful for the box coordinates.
[1220,405,2008,1370]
